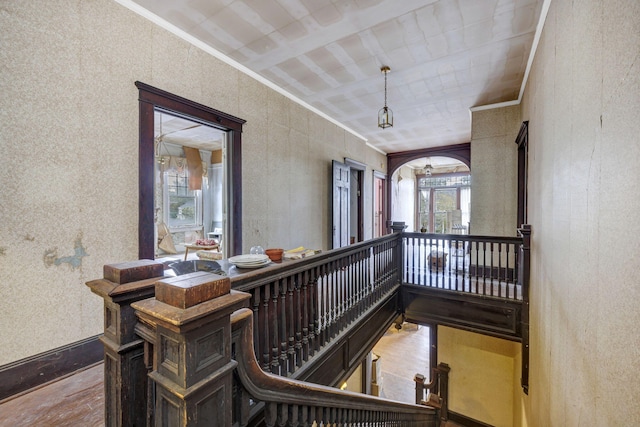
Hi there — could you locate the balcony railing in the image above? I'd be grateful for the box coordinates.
[402,232,524,301]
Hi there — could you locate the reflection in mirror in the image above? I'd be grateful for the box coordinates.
[153,110,227,262]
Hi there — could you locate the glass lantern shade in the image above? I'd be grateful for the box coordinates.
[378,106,393,128]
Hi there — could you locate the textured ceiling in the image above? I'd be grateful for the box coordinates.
[132,0,544,154]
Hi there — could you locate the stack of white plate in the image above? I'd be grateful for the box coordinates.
[228,254,271,269]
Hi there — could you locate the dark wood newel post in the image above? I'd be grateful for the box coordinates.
[86,259,165,427]
[132,272,250,426]
[518,224,531,394]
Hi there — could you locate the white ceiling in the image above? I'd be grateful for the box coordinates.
[132,0,544,154]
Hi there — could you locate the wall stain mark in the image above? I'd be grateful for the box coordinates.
[24,234,35,241]
[0,247,6,256]
[43,235,88,270]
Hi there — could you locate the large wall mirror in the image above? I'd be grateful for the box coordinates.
[136,82,245,260]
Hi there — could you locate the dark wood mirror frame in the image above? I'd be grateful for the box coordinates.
[136,81,246,259]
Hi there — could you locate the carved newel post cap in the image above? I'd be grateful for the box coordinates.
[104,259,164,284]
[155,271,231,309]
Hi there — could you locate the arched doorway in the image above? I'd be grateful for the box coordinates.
[387,143,471,234]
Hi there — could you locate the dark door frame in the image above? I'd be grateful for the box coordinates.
[373,170,387,238]
[345,158,366,243]
[136,82,246,259]
[515,121,529,228]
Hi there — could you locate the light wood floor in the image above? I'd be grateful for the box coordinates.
[0,325,429,426]
[372,323,431,404]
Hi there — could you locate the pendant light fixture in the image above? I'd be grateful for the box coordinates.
[378,66,393,129]
[423,158,433,177]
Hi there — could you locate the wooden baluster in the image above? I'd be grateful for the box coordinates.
[471,240,477,294]
[461,238,468,293]
[498,242,504,298]
[358,250,365,317]
[489,242,495,296]
[377,243,383,296]
[346,255,352,324]
[289,404,299,427]
[337,258,344,332]
[452,239,459,291]
[287,276,297,373]
[446,238,452,290]
[294,273,303,368]
[271,281,280,375]
[506,242,512,298]
[426,236,432,288]
[279,278,288,374]
[309,271,318,354]
[349,254,356,324]
[277,402,288,427]
[262,285,271,370]
[326,262,333,339]
[362,249,368,305]
[362,248,368,315]
[264,402,278,427]
[143,339,155,426]
[481,241,487,295]
[331,260,338,338]
[324,264,331,347]
[300,405,309,427]
[326,263,332,343]
[382,240,388,290]
[253,288,262,367]
[438,238,444,288]
[262,284,271,370]
[403,236,408,284]
[301,271,310,361]
[316,406,324,427]
[338,259,344,333]
[348,253,356,323]
[342,255,349,327]
[419,236,424,288]
[318,265,326,348]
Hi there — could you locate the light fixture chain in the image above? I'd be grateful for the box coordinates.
[384,70,388,107]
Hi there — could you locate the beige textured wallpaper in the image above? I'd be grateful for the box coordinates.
[438,326,520,427]
[521,0,640,425]
[0,0,385,365]
[470,105,521,237]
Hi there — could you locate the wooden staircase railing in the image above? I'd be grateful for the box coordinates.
[231,308,436,427]
[228,233,401,379]
[86,227,530,426]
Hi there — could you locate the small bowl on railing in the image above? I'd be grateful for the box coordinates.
[265,248,284,262]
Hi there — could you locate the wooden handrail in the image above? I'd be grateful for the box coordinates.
[231,308,436,426]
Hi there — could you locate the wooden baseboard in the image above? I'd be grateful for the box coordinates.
[448,411,495,427]
[0,335,103,402]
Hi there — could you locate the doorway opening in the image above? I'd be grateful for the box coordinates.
[136,82,246,259]
[391,156,470,233]
[153,111,227,259]
[373,171,386,238]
